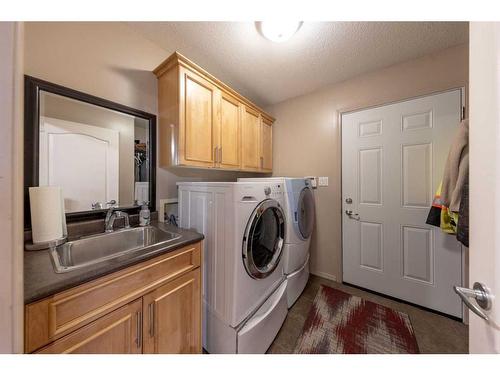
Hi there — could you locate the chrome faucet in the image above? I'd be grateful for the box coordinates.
[104,207,130,233]
[93,199,117,210]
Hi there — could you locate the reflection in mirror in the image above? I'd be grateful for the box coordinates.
[39,91,150,213]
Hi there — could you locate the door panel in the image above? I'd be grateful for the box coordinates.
[36,299,142,354]
[261,118,273,171]
[359,147,382,205]
[241,107,261,171]
[143,270,201,354]
[39,117,119,212]
[219,93,241,169]
[402,226,433,283]
[180,69,215,167]
[342,89,463,317]
[360,221,383,271]
[402,143,432,208]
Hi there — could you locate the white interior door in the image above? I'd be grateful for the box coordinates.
[467,22,500,353]
[342,89,464,317]
[39,116,119,212]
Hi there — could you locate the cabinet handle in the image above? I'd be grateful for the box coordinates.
[136,310,142,348]
[214,146,218,165]
[219,147,222,164]
[260,156,263,169]
[148,302,155,337]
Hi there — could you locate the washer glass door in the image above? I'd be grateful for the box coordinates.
[243,199,285,279]
[297,187,315,240]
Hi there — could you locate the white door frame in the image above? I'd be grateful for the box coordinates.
[0,22,24,353]
[338,86,467,319]
[469,21,500,353]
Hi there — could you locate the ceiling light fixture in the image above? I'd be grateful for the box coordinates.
[257,21,303,43]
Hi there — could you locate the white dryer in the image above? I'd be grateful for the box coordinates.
[238,177,316,307]
[178,181,288,353]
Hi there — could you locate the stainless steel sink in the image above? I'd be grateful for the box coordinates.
[50,226,182,273]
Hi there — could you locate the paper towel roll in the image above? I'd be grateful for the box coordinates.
[29,186,64,244]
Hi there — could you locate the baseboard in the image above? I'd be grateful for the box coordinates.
[310,271,337,282]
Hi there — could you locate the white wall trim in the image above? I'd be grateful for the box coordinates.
[0,21,24,354]
[311,271,337,282]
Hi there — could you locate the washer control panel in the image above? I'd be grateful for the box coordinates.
[265,183,284,197]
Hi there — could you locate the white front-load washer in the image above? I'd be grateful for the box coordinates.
[238,177,316,307]
[178,181,288,353]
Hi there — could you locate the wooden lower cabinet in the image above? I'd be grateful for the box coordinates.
[36,299,143,354]
[27,242,202,354]
[143,270,201,354]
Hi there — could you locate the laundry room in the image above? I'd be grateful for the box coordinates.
[2,1,500,372]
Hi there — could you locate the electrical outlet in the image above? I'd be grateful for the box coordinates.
[318,177,329,187]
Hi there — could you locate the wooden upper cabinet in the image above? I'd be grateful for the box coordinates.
[143,270,201,354]
[241,106,262,171]
[217,92,241,169]
[261,117,273,172]
[36,299,142,354]
[179,68,216,167]
[154,52,274,172]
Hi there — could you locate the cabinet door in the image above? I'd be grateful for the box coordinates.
[241,106,261,171]
[36,299,142,354]
[261,118,273,172]
[179,68,216,168]
[143,269,201,354]
[218,92,241,169]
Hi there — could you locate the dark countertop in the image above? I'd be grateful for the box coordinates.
[24,221,203,304]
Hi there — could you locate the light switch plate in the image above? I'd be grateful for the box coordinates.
[318,177,329,187]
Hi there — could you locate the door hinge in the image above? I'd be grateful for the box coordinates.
[461,106,466,120]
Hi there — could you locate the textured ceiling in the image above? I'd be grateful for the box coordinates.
[127,22,468,107]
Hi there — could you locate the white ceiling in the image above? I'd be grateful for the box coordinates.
[127,22,468,108]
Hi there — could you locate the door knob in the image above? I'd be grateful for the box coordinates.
[453,282,492,321]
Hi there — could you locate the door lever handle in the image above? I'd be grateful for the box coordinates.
[454,282,492,321]
[148,302,155,337]
[135,310,142,348]
[345,210,360,220]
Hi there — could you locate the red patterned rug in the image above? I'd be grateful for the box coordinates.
[294,285,419,354]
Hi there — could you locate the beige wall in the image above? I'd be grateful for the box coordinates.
[24,22,260,209]
[267,44,469,281]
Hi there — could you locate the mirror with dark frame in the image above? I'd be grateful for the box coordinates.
[24,76,156,229]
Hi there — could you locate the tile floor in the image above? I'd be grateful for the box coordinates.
[267,275,468,354]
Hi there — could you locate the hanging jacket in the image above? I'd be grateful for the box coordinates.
[440,206,458,234]
[426,182,444,227]
[457,174,469,247]
[427,181,458,234]
[441,119,469,212]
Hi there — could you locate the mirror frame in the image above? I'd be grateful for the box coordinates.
[24,75,157,229]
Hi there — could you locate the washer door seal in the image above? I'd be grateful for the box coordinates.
[242,199,286,279]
